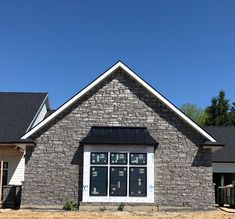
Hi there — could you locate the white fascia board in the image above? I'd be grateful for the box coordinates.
[21,61,216,142]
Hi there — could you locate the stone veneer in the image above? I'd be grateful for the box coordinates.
[21,70,214,209]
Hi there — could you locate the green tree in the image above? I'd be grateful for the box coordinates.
[204,90,230,126]
[180,103,207,126]
[228,102,235,125]
[204,97,218,126]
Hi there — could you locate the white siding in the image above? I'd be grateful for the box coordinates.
[0,153,25,185]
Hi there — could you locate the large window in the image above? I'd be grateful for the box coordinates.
[89,152,147,197]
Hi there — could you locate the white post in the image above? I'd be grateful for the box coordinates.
[221,174,225,187]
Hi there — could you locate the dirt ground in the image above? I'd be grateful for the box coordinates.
[0,209,235,219]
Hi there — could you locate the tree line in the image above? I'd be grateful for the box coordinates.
[180,90,235,126]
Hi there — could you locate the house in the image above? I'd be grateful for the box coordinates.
[0,92,50,207]
[205,127,235,190]
[0,61,223,210]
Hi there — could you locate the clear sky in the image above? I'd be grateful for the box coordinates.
[0,0,235,109]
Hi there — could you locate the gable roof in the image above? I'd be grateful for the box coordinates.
[205,126,235,162]
[0,92,48,142]
[21,61,216,142]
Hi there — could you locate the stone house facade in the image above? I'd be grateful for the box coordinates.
[1,61,223,209]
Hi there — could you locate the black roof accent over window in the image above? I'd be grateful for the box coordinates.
[80,126,159,146]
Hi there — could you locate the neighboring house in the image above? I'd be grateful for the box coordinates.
[205,127,235,189]
[0,61,223,209]
[0,92,50,207]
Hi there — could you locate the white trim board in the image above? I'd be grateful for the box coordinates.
[82,145,154,203]
[21,61,216,142]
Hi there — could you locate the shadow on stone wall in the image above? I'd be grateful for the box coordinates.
[71,145,84,202]
[25,145,36,165]
[3,186,22,209]
[191,148,212,167]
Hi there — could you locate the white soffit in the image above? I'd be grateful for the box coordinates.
[21,61,216,142]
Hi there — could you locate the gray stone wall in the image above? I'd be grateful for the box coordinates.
[21,70,214,208]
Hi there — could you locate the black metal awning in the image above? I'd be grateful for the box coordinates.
[80,126,158,146]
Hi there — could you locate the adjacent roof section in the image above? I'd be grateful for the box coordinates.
[204,126,235,162]
[202,140,224,152]
[0,138,35,145]
[44,110,56,118]
[0,92,48,142]
[21,61,216,142]
[80,126,159,146]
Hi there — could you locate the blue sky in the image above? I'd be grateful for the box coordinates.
[0,0,235,109]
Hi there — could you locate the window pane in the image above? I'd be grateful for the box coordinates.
[3,161,8,169]
[110,167,127,196]
[90,153,108,164]
[129,167,147,197]
[3,170,8,186]
[110,153,127,165]
[90,167,107,196]
[130,153,147,165]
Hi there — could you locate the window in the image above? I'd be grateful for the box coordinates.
[129,167,147,196]
[89,152,147,197]
[90,166,107,196]
[110,153,127,165]
[2,161,8,186]
[130,153,147,165]
[91,152,108,164]
[110,167,127,196]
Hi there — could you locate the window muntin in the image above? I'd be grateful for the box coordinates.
[2,161,8,186]
[110,167,127,196]
[129,167,147,197]
[91,152,108,164]
[90,166,108,196]
[130,153,147,165]
[110,153,127,165]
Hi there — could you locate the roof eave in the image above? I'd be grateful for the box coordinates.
[20,61,217,142]
[202,141,224,152]
[0,139,35,146]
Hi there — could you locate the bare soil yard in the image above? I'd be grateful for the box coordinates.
[0,209,235,219]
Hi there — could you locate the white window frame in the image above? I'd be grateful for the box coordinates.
[82,145,154,203]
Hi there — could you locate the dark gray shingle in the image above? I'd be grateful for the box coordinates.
[204,126,235,162]
[0,92,47,141]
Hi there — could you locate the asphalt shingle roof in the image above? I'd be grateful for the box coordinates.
[204,126,235,162]
[0,92,47,142]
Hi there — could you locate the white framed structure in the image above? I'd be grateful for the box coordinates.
[82,145,154,203]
